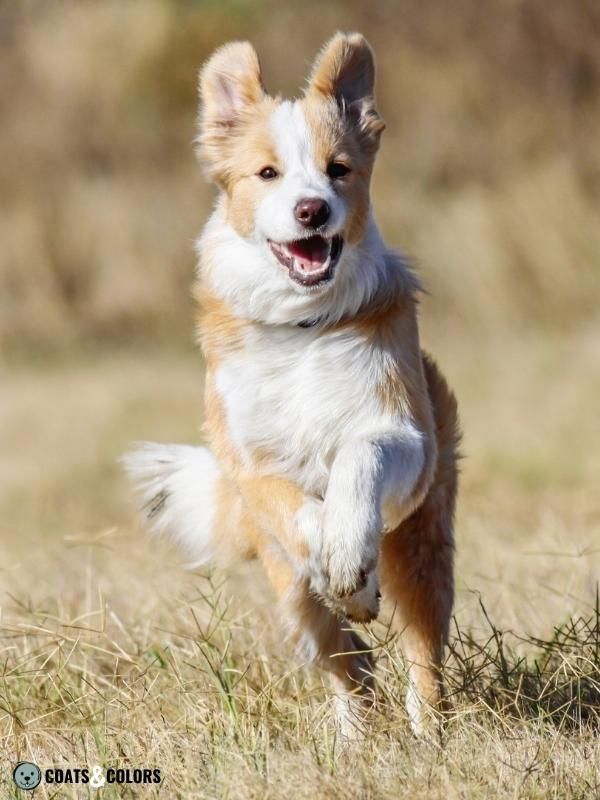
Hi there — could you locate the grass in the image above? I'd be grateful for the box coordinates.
[1,333,600,798]
[2,571,600,798]
[1,572,599,799]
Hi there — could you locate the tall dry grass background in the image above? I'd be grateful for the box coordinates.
[1,1,600,798]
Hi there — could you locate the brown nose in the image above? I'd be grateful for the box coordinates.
[294,198,330,229]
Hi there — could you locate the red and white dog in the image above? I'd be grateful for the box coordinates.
[125,32,460,735]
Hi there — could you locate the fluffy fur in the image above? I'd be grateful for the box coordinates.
[124,32,460,737]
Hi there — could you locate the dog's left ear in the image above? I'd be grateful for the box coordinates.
[306,32,385,152]
[197,41,265,181]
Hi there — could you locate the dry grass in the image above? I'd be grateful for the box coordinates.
[2,1,600,797]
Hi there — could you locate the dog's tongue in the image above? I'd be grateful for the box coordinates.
[288,236,329,272]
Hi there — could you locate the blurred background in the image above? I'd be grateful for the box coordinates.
[1,0,599,632]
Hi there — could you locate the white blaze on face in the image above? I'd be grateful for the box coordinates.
[253,101,346,244]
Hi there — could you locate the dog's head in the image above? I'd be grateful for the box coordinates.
[196,33,385,316]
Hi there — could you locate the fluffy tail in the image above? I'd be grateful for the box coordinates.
[122,443,223,568]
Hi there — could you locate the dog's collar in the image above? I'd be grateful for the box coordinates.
[287,260,419,331]
[294,286,410,332]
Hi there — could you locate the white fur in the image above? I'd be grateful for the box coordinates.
[213,306,423,489]
[293,497,325,584]
[122,443,220,568]
[322,428,425,597]
[198,203,405,326]
[294,499,381,621]
[210,279,426,605]
[255,102,346,243]
[404,674,430,737]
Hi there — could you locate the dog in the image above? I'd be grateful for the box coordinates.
[124,32,460,736]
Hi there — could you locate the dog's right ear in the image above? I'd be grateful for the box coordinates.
[306,33,384,154]
[197,42,265,180]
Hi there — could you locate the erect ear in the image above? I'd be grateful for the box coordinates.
[197,41,265,173]
[306,32,384,152]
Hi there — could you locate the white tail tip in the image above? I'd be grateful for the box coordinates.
[122,442,220,568]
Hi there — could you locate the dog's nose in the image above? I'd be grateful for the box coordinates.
[294,198,330,229]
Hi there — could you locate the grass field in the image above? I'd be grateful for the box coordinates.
[2,1,600,797]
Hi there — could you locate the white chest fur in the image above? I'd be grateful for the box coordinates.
[214,322,390,496]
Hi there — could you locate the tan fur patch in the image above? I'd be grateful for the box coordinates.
[237,475,310,561]
[202,94,284,235]
[301,94,375,244]
[223,100,282,236]
[379,496,454,704]
[212,474,259,561]
[307,33,372,97]
[305,32,385,155]
[194,282,247,356]
[194,282,247,473]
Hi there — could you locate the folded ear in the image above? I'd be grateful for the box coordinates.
[306,32,384,152]
[197,41,265,174]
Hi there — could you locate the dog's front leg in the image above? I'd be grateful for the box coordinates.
[322,428,427,603]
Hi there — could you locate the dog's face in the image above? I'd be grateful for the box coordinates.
[197,33,384,297]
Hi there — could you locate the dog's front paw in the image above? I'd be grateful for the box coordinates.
[322,539,379,601]
[320,492,382,600]
[296,498,381,621]
[337,570,381,623]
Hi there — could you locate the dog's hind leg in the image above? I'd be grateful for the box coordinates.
[222,472,379,734]
[379,500,453,736]
[258,543,375,737]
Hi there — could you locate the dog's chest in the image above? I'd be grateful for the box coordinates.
[213,324,384,494]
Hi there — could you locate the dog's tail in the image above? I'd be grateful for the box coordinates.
[122,443,245,568]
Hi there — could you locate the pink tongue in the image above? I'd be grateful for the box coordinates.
[287,236,329,272]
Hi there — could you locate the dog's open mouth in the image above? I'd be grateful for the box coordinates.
[269,235,343,287]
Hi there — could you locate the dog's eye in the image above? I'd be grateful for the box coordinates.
[258,166,278,180]
[327,161,351,180]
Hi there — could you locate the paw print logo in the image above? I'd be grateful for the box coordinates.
[12,762,42,791]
